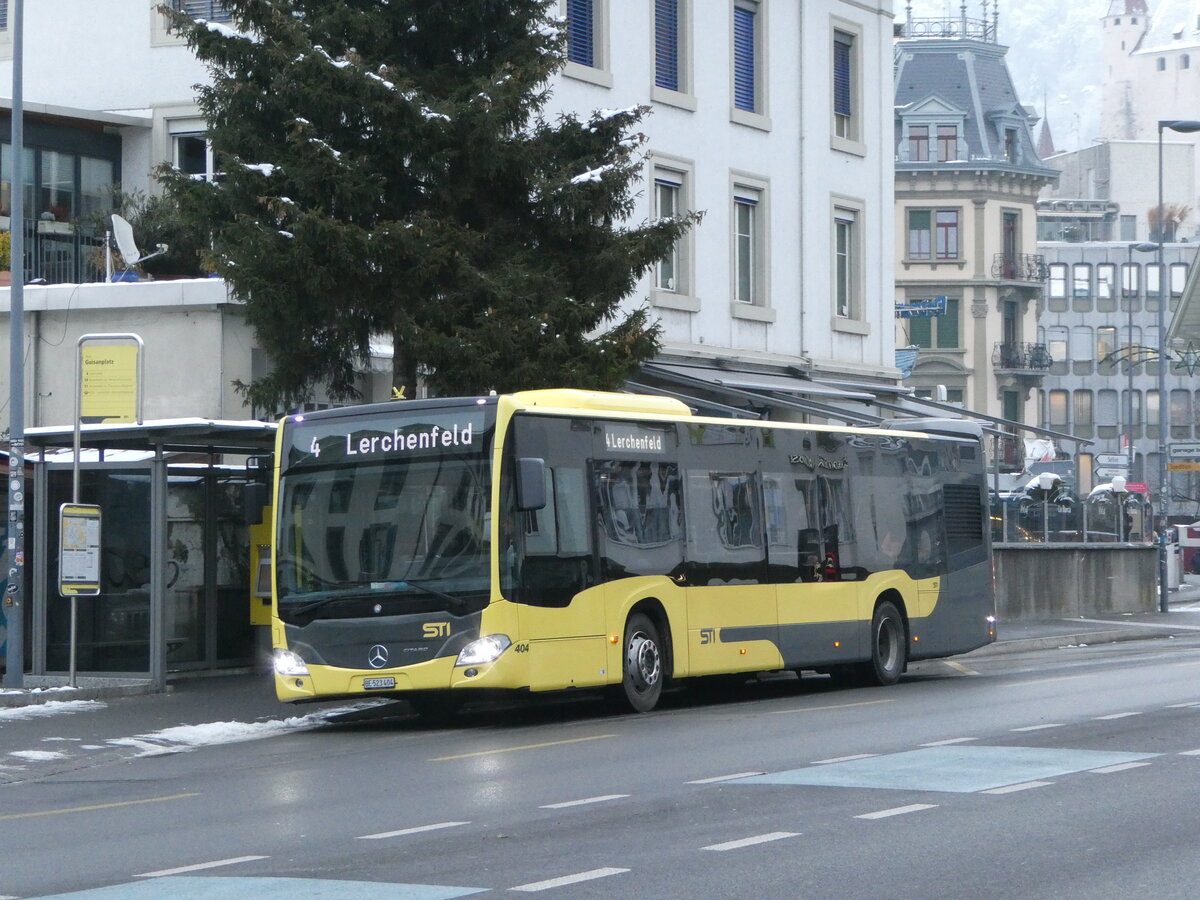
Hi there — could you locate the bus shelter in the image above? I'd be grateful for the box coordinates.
[23,419,276,690]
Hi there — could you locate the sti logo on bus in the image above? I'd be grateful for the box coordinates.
[423,622,450,638]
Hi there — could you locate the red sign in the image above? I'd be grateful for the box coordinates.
[1126,483,1149,493]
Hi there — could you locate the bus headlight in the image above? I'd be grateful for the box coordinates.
[274,648,310,677]
[455,634,512,666]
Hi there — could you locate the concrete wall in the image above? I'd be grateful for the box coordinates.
[994,544,1157,620]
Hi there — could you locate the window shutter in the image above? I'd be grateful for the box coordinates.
[833,36,852,117]
[176,1,233,23]
[655,0,680,91]
[733,6,756,112]
[567,0,595,67]
[937,299,960,349]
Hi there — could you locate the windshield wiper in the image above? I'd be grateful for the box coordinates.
[284,579,466,618]
[396,577,468,613]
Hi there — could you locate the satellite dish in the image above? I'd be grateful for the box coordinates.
[107,213,168,280]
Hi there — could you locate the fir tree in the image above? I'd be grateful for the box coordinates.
[158,0,696,410]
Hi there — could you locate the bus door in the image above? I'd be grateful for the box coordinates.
[681,424,779,675]
[769,466,863,667]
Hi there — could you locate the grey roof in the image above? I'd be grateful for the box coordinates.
[894,37,1058,179]
[1139,0,1200,52]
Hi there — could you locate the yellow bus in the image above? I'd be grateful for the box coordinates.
[268,389,994,714]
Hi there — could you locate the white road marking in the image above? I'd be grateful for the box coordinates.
[539,794,629,809]
[510,867,629,891]
[1089,761,1152,774]
[1010,723,1065,732]
[357,821,470,840]
[856,804,937,820]
[920,737,977,747]
[702,832,801,851]
[1166,702,1200,708]
[812,753,878,764]
[943,660,979,675]
[769,698,896,715]
[686,772,764,784]
[1179,748,1200,756]
[135,855,268,878]
[982,781,1053,794]
[1095,712,1142,720]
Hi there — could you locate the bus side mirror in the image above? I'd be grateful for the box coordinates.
[243,481,270,525]
[515,458,547,511]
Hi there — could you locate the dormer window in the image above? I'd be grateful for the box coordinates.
[936,125,958,161]
[909,126,929,161]
[1004,128,1018,163]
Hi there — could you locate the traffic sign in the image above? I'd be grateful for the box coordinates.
[1169,442,1200,459]
[1168,461,1200,471]
[1096,467,1130,479]
[1095,454,1130,467]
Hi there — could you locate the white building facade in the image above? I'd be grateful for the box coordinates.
[1,0,900,430]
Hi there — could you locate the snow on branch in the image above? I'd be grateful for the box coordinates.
[200,19,261,44]
[243,163,282,176]
[570,164,615,185]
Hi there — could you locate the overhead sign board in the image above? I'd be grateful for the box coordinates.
[1168,461,1200,472]
[1096,467,1131,480]
[80,343,140,424]
[1095,454,1130,467]
[895,295,947,318]
[1170,443,1200,460]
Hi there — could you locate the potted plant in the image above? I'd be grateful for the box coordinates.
[0,230,11,286]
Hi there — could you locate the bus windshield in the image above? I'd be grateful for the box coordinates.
[275,403,495,623]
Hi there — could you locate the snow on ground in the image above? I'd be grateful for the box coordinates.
[9,750,68,761]
[0,700,105,722]
[107,700,387,757]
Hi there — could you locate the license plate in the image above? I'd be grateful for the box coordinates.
[362,677,396,690]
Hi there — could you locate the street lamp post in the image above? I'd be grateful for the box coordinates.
[1127,242,1157,476]
[1155,119,1200,613]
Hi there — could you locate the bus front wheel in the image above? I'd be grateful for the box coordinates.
[621,613,664,713]
[862,601,905,686]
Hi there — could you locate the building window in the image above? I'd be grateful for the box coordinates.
[732,1,763,116]
[1157,57,1166,71]
[173,1,233,21]
[1122,262,1141,297]
[655,0,682,92]
[1097,326,1117,364]
[734,193,758,304]
[1171,263,1189,297]
[1048,263,1068,300]
[1071,326,1094,363]
[1097,263,1117,312]
[1004,127,1018,163]
[1146,264,1163,309]
[1048,390,1069,427]
[566,0,596,67]
[909,125,929,161]
[908,297,960,349]
[656,180,680,291]
[832,28,856,141]
[1120,214,1137,241]
[1072,263,1091,298]
[1182,54,1191,70]
[1047,326,1068,367]
[834,207,858,318]
[907,209,959,260]
[1074,390,1094,428]
[937,125,958,161]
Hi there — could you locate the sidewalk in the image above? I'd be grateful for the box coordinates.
[5,589,1200,711]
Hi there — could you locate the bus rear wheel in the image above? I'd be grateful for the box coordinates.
[862,601,905,686]
[621,613,664,713]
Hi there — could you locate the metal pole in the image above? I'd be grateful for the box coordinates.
[1157,123,1168,612]
[4,0,26,689]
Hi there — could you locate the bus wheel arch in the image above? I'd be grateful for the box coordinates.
[619,601,671,713]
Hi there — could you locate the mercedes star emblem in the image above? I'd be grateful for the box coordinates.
[367,644,389,668]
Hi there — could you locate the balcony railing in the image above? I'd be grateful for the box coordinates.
[993,342,1052,372]
[8,219,107,285]
[991,252,1048,282]
[898,15,997,43]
